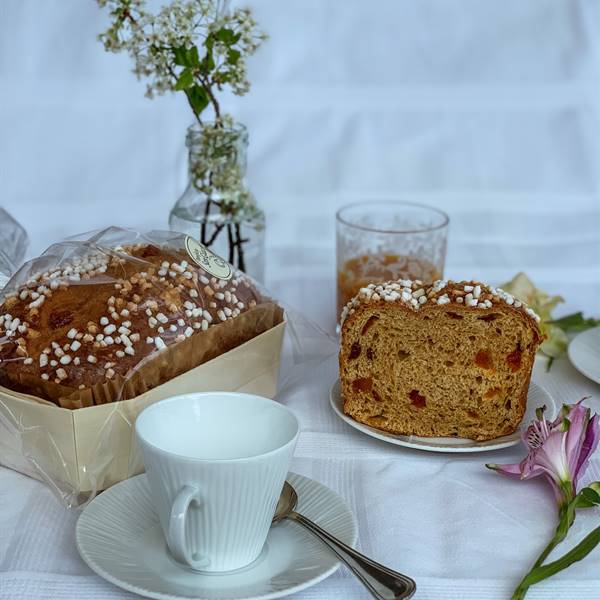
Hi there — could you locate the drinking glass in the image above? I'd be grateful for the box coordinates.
[336,201,449,321]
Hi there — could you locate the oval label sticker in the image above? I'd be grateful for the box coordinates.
[184,236,233,281]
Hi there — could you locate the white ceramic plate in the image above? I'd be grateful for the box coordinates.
[330,379,556,453]
[568,327,600,385]
[76,472,357,600]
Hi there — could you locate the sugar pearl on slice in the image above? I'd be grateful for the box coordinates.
[67,328,78,339]
[70,340,81,352]
[124,346,135,356]
[56,368,67,380]
[146,336,154,344]
[106,368,115,379]
[201,319,209,331]
[104,324,116,335]
[156,312,168,324]
[41,373,49,381]
[154,337,166,351]
[100,316,109,326]
[87,355,97,364]
[24,357,33,365]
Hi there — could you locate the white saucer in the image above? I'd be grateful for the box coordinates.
[330,379,556,453]
[76,473,357,600]
[568,327,600,385]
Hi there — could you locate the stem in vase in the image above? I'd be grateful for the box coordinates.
[234,222,247,273]
[227,223,235,264]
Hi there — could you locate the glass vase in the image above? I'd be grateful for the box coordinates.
[169,122,265,282]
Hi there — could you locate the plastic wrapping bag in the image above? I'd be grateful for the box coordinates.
[0,207,29,284]
[0,226,337,507]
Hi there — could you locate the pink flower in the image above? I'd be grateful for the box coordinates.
[487,400,599,507]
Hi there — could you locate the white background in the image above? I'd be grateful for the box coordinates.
[0,0,599,330]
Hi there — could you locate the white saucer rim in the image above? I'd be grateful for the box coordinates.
[329,379,556,453]
[568,326,600,385]
[76,472,358,600]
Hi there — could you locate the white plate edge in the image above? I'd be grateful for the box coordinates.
[568,327,600,385]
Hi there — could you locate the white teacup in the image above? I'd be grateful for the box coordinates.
[135,392,299,573]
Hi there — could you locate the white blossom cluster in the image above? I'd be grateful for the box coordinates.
[97,0,267,108]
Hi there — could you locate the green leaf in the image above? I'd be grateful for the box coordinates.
[187,45,200,67]
[199,46,215,73]
[519,524,600,588]
[173,46,190,67]
[173,46,200,69]
[227,48,241,64]
[582,487,600,505]
[186,85,209,116]
[215,28,241,45]
[174,69,193,91]
[548,312,600,333]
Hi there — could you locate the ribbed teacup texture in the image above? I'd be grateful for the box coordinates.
[143,443,295,572]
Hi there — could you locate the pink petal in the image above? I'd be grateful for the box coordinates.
[519,450,547,480]
[486,462,523,479]
[574,414,600,487]
[564,402,590,476]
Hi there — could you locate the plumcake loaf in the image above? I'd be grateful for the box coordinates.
[339,280,543,441]
[0,241,281,408]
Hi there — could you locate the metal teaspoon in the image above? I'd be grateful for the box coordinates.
[272,481,416,600]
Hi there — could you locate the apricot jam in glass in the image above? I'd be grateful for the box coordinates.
[336,202,449,324]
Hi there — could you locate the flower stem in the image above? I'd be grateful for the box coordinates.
[511,501,576,599]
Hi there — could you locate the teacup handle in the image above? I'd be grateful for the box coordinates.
[168,485,209,570]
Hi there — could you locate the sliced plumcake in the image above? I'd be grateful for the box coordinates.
[339,280,543,441]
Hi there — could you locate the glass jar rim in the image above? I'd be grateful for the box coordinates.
[336,200,449,234]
